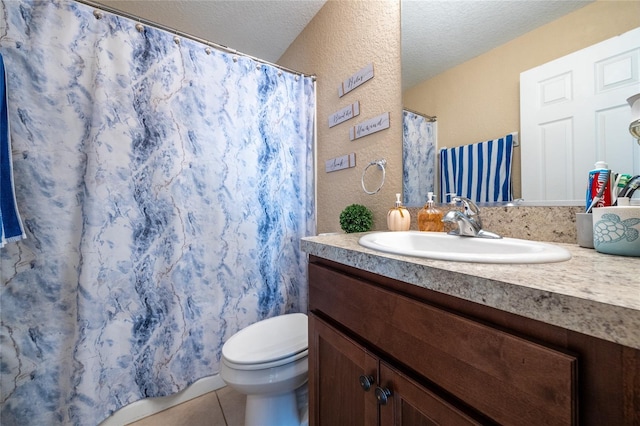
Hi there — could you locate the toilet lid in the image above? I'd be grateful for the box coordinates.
[222,313,308,365]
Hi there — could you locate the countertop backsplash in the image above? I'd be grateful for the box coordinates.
[406,205,583,244]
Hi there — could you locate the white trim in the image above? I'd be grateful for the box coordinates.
[313,79,318,235]
[99,375,226,426]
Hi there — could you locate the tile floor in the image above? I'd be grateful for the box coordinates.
[127,386,245,426]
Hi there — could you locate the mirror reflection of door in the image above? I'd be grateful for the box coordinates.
[403,110,436,207]
[520,27,640,205]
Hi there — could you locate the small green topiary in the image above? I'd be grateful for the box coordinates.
[339,204,374,233]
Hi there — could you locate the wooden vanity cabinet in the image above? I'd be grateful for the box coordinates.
[308,256,640,426]
[311,314,482,426]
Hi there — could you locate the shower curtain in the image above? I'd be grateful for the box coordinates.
[0,1,315,425]
[403,110,436,206]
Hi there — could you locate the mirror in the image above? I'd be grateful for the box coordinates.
[401,0,639,206]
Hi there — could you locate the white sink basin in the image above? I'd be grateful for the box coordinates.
[358,231,571,264]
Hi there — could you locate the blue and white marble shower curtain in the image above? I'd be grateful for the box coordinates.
[0,1,315,424]
[403,110,436,206]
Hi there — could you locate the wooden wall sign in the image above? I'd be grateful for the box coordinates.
[349,112,390,141]
[329,101,360,128]
[338,63,374,97]
[325,153,356,173]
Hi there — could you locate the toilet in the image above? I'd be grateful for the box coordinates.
[220,313,309,426]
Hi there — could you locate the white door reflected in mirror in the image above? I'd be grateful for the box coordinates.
[520,27,640,205]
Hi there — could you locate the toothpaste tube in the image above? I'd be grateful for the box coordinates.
[586,161,611,210]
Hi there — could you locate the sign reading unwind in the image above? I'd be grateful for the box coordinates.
[350,112,390,140]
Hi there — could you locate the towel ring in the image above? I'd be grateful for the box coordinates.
[361,159,386,195]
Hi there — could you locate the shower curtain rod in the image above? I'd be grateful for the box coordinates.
[74,0,316,80]
[403,108,437,122]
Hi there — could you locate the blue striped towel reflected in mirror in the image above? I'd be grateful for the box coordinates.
[439,133,516,204]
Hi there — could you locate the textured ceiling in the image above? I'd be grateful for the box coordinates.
[401,0,593,90]
[94,0,593,89]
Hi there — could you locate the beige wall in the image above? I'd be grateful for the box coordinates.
[279,0,402,234]
[403,1,640,199]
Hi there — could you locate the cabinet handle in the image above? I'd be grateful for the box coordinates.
[358,375,375,391]
[375,386,392,405]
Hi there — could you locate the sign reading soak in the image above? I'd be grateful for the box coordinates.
[338,64,374,97]
[349,112,390,141]
[325,152,356,173]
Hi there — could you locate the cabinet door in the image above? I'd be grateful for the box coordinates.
[309,262,577,425]
[378,362,483,426]
[309,314,378,426]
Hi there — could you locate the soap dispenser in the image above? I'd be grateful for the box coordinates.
[418,192,444,232]
[387,193,411,231]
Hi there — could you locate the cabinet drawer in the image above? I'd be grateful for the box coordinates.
[309,263,577,425]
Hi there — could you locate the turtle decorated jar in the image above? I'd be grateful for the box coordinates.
[592,206,640,257]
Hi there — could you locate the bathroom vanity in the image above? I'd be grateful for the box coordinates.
[301,233,640,425]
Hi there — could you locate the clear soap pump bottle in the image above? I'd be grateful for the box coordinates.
[418,192,444,232]
[387,193,411,231]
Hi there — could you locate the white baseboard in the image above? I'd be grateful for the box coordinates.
[100,374,226,426]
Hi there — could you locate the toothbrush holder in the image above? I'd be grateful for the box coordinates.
[592,206,640,257]
[575,213,594,248]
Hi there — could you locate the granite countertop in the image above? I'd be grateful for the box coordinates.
[301,232,640,350]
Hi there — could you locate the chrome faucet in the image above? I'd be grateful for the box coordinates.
[442,196,502,239]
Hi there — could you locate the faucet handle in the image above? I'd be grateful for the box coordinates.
[450,196,483,230]
[445,192,458,204]
[452,196,479,216]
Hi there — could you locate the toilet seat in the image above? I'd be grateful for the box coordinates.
[222,313,308,371]
[222,349,309,370]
